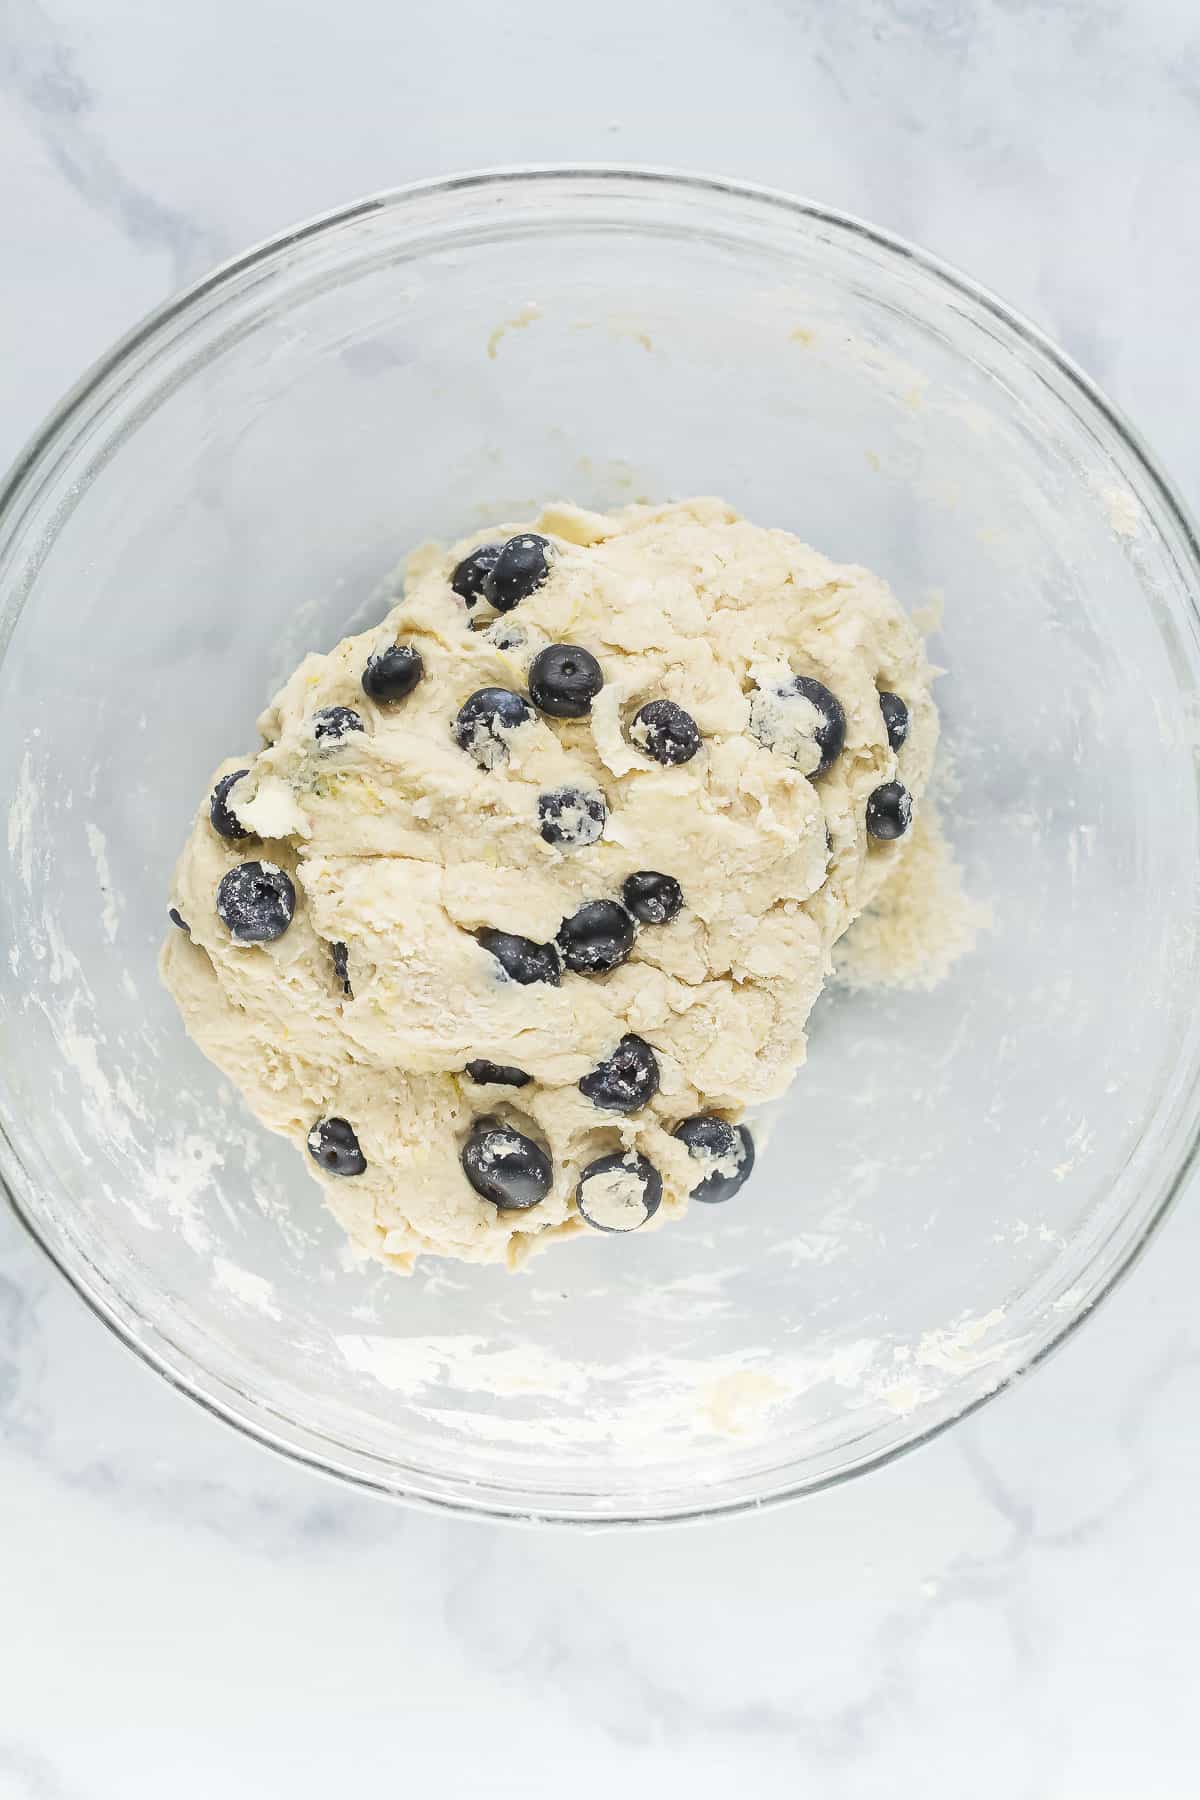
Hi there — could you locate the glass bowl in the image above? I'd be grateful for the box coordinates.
[2,168,1199,1525]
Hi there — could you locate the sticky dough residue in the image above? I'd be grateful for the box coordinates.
[834,801,990,993]
[333,1305,1021,1446]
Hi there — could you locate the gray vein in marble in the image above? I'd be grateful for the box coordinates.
[439,1520,961,1760]
[0,1737,88,1800]
[1,0,227,286]
[0,1221,399,1558]
[957,1326,1200,1555]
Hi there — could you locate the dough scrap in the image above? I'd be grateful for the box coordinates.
[163,498,938,1269]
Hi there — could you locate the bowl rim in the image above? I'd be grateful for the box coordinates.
[3,161,1199,1526]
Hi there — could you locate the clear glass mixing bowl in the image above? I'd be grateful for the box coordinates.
[2,168,1199,1524]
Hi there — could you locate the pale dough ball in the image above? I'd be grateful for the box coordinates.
[162,498,938,1269]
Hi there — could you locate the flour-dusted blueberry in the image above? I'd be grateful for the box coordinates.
[865,781,913,840]
[579,1035,660,1114]
[307,1116,366,1177]
[362,644,424,704]
[630,699,701,765]
[453,687,533,768]
[879,690,910,752]
[673,1114,756,1204]
[575,1151,663,1233]
[750,674,846,777]
[528,643,604,718]
[557,900,636,975]
[312,706,364,744]
[209,769,253,841]
[168,907,190,934]
[216,861,296,945]
[464,1059,532,1089]
[461,1118,552,1210]
[538,787,607,849]
[451,541,502,605]
[477,928,561,986]
[483,534,551,612]
[620,870,683,925]
[330,940,352,997]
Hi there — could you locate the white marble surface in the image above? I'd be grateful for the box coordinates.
[2,0,1199,1792]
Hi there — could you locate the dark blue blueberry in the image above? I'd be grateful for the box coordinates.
[453,687,532,767]
[312,706,364,743]
[216,861,296,944]
[307,1117,366,1176]
[477,928,561,986]
[538,787,607,848]
[620,871,683,925]
[168,907,190,934]
[575,1152,663,1233]
[865,781,913,840]
[879,690,909,752]
[464,1059,532,1089]
[556,900,635,975]
[330,941,352,997]
[528,643,604,717]
[461,1118,552,1210]
[362,644,424,704]
[753,675,846,776]
[578,1035,660,1114]
[451,541,502,605]
[631,699,701,765]
[673,1114,756,1204]
[483,534,552,612]
[209,769,253,841]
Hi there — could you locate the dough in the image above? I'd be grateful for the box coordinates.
[162,498,938,1269]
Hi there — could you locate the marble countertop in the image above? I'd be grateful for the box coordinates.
[2,1,1198,1793]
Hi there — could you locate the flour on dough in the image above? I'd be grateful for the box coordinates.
[162,498,939,1269]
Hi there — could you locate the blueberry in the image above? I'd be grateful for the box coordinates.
[210,769,253,841]
[879,691,909,752]
[477,928,561,986]
[630,699,701,765]
[672,1114,756,1204]
[865,781,913,840]
[216,861,296,944]
[528,643,604,718]
[307,1116,367,1177]
[461,1118,552,1210]
[620,871,683,925]
[451,541,502,605]
[557,900,635,975]
[465,1059,532,1089]
[538,787,607,848]
[330,940,352,997]
[312,706,364,743]
[483,534,551,612]
[575,1151,663,1233]
[750,675,846,777]
[362,644,424,704]
[453,687,532,768]
[579,1035,660,1114]
[168,907,190,934]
